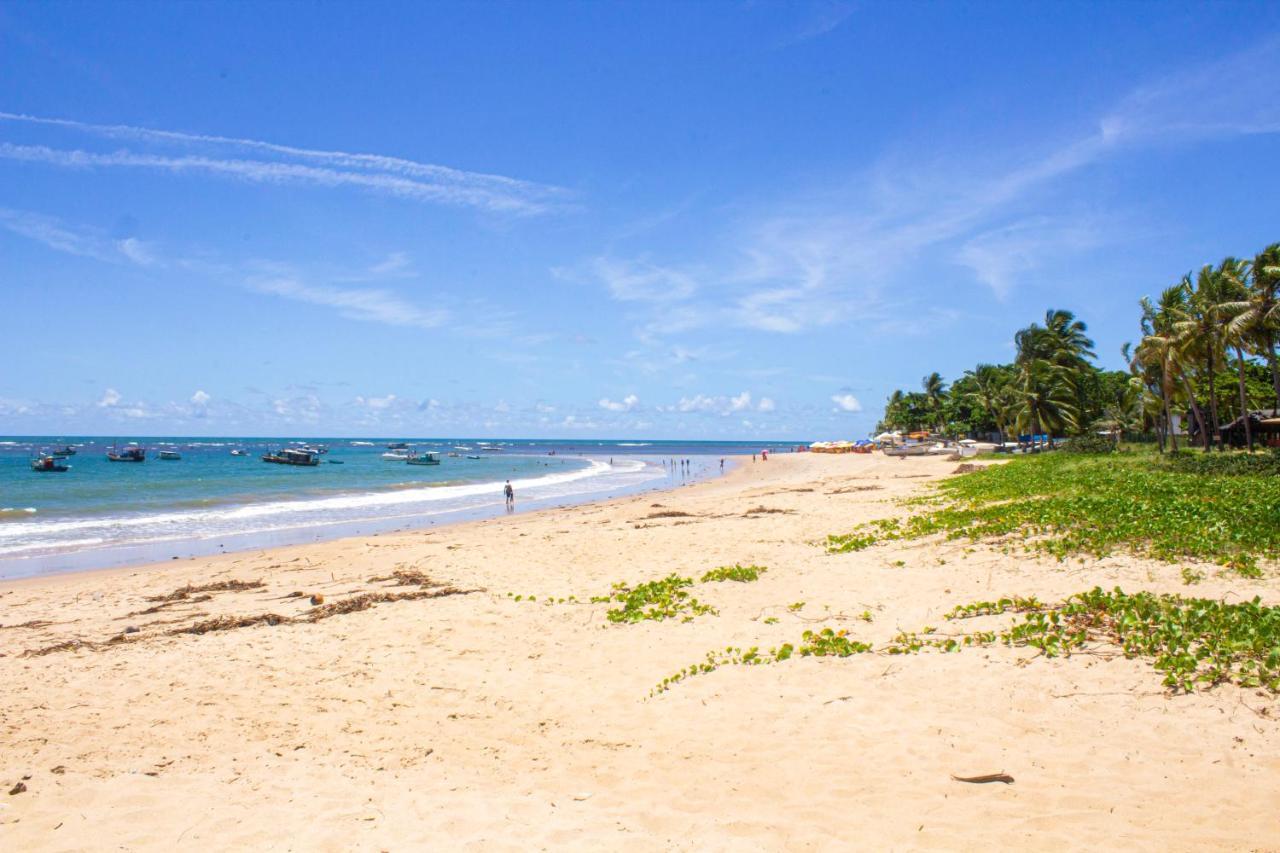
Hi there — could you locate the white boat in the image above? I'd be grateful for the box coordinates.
[230,449,248,456]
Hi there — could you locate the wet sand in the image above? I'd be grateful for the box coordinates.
[2,452,1278,849]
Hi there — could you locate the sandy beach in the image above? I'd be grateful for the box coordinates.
[2,452,1278,850]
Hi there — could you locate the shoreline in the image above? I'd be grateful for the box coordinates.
[2,452,1278,848]
[0,454,727,581]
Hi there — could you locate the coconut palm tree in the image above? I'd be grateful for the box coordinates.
[1012,359,1077,446]
[921,372,946,434]
[1172,265,1238,450]
[1218,257,1256,449]
[963,363,1009,442]
[1225,243,1280,408]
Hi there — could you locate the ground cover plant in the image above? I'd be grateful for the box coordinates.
[827,451,1280,574]
[652,587,1280,696]
[700,564,767,583]
[510,564,769,624]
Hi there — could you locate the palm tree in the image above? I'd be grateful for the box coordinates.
[1226,243,1280,409]
[1013,359,1077,446]
[1172,266,1237,450]
[1219,257,1256,449]
[921,372,946,434]
[963,364,1008,443]
[884,389,906,431]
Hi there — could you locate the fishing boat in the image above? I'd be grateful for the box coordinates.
[31,455,69,472]
[405,451,440,466]
[158,450,182,460]
[465,454,482,460]
[381,451,410,461]
[230,449,248,456]
[107,445,146,462]
[327,459,345,464]
[386,442,409,450]
[50,445,76,458]
[262,448,320,466]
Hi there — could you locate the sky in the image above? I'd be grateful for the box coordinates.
[2,1,1279,440]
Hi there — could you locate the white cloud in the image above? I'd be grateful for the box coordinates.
[598,393,639,412]
[117,237,155,266]
[356,394,397,410]
[98,388,122,407]
[190,390,211,406]
[831,393,862,412]
[670,391,771,416]
[248,277,449,330]
[0,112,567,214]
[588,257,697,302]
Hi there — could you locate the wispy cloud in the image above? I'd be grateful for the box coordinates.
[0,207,155,265]
[575,36,1280,340]
[778,0,857,47]
[0,112,568,214]
[247,276,450,330]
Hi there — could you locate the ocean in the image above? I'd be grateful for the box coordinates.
[0,436,793,578]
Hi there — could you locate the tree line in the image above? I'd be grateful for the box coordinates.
[878,242,1280,451]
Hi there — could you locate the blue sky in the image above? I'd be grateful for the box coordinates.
[2,2,1279,439]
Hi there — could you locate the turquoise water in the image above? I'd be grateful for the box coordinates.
[0,437,786,571]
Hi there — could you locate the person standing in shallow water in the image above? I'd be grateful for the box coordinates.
[504,480,514,511]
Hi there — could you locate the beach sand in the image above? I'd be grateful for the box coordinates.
[2,453,1278,850]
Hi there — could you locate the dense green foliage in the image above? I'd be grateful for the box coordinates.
[827,452,1280,573]
[1061,433,1118,454]
[1162,448,1280,476]
[880,242,1280,451]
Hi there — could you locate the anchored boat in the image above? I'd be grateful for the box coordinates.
[158,450,182,460]
[405,451,440,466]
[31,455,69,472]
[107,445,146,462]
[262,448,321,466]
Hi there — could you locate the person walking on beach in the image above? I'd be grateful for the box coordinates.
[720,457,724,474]
[504,479,514,510]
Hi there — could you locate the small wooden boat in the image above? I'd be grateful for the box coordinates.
[262,449,320,466]
[51,445,77,458]
[465,455,482,460]
[327,459,345,464]
[158,450,182,460]
[405,452,440,466]
[31,455,69,472]
[107,446,146,462]
[386,442,409,450]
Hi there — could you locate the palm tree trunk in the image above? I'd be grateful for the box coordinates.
[1267,335,1280,413]
[1162,389,1178,452]
[1206,351,1223,451]
[1235,345,1253,451]
[1181,375,1209,451]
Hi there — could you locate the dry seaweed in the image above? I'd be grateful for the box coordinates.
[367,568,438,587]
[743,506,794,515]
[146,579,265,602]
[644,510,693,519]
[827,485,884,494]
[22,640,91,657]
[173,613,291,635]
[0,620,53,630]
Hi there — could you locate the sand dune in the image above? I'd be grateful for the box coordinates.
[2,453,1278,849]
